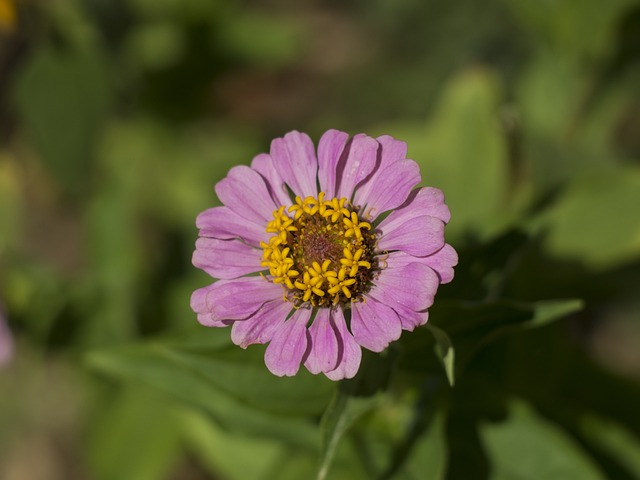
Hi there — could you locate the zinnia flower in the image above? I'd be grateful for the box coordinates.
[191,130,457,380]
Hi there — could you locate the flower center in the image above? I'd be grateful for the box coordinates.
[261,192,378,307]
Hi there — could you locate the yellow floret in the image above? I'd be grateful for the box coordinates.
[340,247,372,277]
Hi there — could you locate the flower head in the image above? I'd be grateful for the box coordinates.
[191,130,457,380]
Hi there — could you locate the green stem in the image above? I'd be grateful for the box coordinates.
[317,387,350,480]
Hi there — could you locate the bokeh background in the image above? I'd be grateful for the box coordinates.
[2,0,640,479]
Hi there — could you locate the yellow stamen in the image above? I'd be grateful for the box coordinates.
[262,191,375,306]
[323,197,351,223]
[340,247,372,277]
[343,212,371,240]
[327,268,357,298]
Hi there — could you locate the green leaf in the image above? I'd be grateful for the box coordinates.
[481,400,606,480]
[396,69,512,240]
[537,167,640,269]
[527,299,584,328]
[85,341,322,449]
[219,14,304,68]
[317,388,380,480]
[429,300,531,341]
[581,416,640,478]
[0,158,22,251]
[269,446,368,480]
[160,344,335,416]
[504,0,636,59]
[88,386,183,480]
[432,298,582,338]
[427,324,455,386]
[12,45,112,196]
[427,298,582,372]
[400,410,448,480]
[180,408,286,480]
[96,119,259,230]
[126,22,186,69]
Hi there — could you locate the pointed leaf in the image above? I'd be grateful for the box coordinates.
[527,299,584,328]
[427,324,455,386]
[481,400,606,480]
[85,342,320,449]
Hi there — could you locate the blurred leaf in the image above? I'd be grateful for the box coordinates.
[516,52,619,193]
[126,22,186,69]
[396,69,511,240]
[268,443,368,480]
[88,387,183,480]
[427,324,455,386]
[504,0,636,59]
[45,0,101,47]
[0,154,22,252]
[12,45,112,196]
[517,52,581,140]
[85,338,326,448]
[4,263,70,343]
[376,376,446,479]
[432,300,542,338]
[219,13,304,67]
[581,415,640,478]
[98,119,259,229]
[157,326,236,351]
[399,410,448,480]
[181,408,285,480]
[481,400,606,480]
[429,298,582,373]
[538,166,640,269]
[318,388,380,480]
[160,344,335,416]
[340,349,396,397]
[130,0,224,21]
[269,454,321,480]
[83,184,140,344]
[527,299,584,328]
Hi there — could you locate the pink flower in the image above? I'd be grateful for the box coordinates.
[191,130,457,380]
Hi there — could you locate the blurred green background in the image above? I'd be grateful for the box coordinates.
[2,0,640,479]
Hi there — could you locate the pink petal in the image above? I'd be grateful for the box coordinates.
[336,134,379,201]
[377,215,445,257]
[388,247,458,284]
[270,131,318,198]
[354,159,421,220]
[192,238,262,279]
[215,165,278,225]
[251,153,292,207]
[376,135,407,166]
[230,299,291,348]
[351,298,402,352]
[423,244,458,284]
[387,187,451,225]
[190,277,282,326]
[304,309,339,375]
[196,206,267,247]
[369,261,439,325]
[400,310,429,332]
[325,308,362,381]
[264,308,312,377]
[318,129,349,198]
